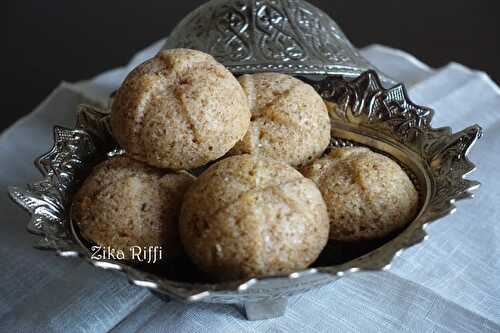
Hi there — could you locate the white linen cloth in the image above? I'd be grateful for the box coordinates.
[0,39,499,332]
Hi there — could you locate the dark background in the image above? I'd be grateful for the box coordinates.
[5,1,500,132]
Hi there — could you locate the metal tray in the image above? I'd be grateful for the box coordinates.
[8,0,481,321]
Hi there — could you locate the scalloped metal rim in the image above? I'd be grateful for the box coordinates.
[8,70,482,303]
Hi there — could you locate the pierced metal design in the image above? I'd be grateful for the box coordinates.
[162,0,394,83]
[8,71,481,306]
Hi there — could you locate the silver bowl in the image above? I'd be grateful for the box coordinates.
[8,0,481,321]
[163,0,396,84]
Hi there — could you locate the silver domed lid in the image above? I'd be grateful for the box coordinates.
[162,0,395,83]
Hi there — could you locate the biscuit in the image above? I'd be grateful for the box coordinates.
[111,49,250,170]
[302,147,419,242]
[179,154,330,280]
[71,156,195,260]
[230,73,330,166]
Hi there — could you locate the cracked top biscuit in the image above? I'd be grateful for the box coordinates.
[111,49,250,170]
[179,154,329,281]
[230,73,331,167]
[71,155,195,260]
[302,147,419,242]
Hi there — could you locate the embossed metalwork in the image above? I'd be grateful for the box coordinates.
[162,0,395,84]
[8,71,482,309]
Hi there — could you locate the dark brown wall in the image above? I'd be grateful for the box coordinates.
[5,0,500,131]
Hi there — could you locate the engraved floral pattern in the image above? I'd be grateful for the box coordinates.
[255,0,306,61]
[211,1,252,61]
[163,0,394,82]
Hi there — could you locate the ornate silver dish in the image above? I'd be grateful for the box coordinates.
[8,0,481,321]
[163,0,396,84]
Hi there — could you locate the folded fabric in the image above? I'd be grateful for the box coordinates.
[0,40,498,333]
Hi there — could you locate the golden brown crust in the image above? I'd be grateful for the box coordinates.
[179,154,330,281]
[111,49,250,170]
[301,147,419,242]
[229,73,331,167]
[71,156,195,260]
